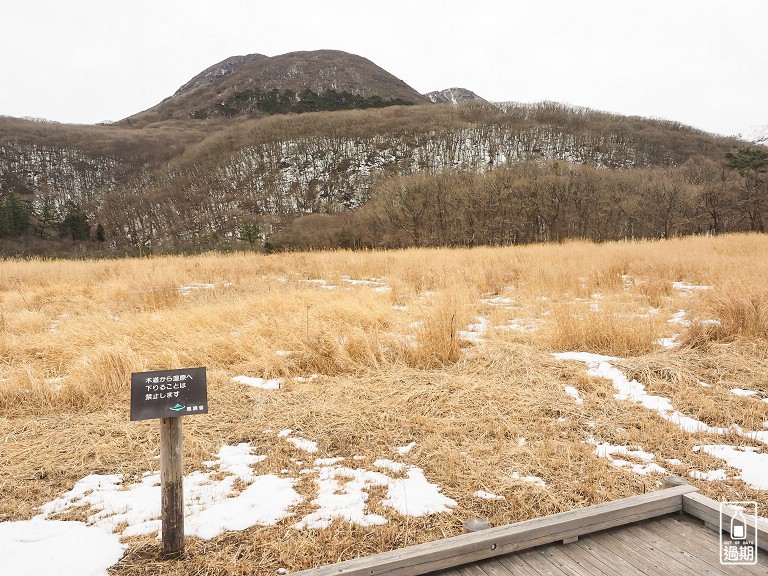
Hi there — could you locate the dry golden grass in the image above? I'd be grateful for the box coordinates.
[2,233,768,575]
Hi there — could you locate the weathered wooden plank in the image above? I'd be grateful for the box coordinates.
[640,517,723,570]
[590,530,666,574]
[494,552,544,576]
[571,534,650,575]
[291,485,697,576]
[642,516,768,576]
[552,540,616,576]
[683,492,768,551]
[514,550,570,576]
[455,564,488,576]
[467,558,513,576]
[431,569,465,576]
[616,523,712,576]
[653,516,768,576]
[535,546,601,576]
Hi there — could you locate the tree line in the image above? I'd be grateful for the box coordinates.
[0,192,103,243]
[270,147,768,250]
[193,89,415,119]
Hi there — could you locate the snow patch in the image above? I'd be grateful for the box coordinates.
[233,375,283,390]
[696,445,768,490]
[396,441,417,455]
[690,469,727,482]
[555,352,768,443]
[39,444,300,541]
[563,385,583,405]
[0,519,125,576]
[474,490,504,500]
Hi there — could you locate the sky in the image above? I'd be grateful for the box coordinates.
[2,0,766,138]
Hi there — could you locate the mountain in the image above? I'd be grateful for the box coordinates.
[425,87,486,105]
[122,50,431,126]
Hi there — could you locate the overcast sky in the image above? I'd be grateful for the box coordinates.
[2,0,766,138]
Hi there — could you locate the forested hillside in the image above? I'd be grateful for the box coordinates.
[0,100,764,256]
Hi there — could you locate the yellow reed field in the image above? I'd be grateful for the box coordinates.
[2,234,768,575]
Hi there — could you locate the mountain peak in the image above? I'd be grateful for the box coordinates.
[124,50,430,126]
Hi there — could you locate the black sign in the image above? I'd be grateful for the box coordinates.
[130,367,208,421]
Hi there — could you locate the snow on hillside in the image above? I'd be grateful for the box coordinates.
[425,87,485,105]
[745,123,768,145]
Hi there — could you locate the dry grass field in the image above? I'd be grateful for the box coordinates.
[2,233,768,575]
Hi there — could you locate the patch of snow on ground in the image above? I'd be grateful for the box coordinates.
[690,469,727,482]
[39,444,299,540]
[341,276,390,292]
[382,467,458,515]
[285,436,319,454]
[480,296,514,306]
[657,335,681,349]
[672,282,711,293]
[233,375,283,390]
[459,317,489,343]
[294,466,390,529]
[374,459,406,473]
[186,474,301,540]
[507,472,546,488]
[0,519,125,576]
[396,441,417,455]
[587,437,667,476]
[554,352,768,442]
[695,445,768,490]
[563,385,583,405]
[179,282,216,295]
[203,443,267,480]
[731,388,759,397]
[669,310,691,326]
[294,458,456,529]
[474,490,504,500]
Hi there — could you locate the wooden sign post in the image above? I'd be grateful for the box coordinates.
[160,417,184,556]
[130,367,208,558]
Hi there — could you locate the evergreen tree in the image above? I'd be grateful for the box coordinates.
[0,193,31,237]
[59,201,91,241]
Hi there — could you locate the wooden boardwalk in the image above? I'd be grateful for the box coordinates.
[292,478,768,576]
[432,513,768,576]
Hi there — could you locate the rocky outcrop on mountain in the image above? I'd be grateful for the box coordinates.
[746,123,768,145]
[173,54,268,97]
[425,87,485,105]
